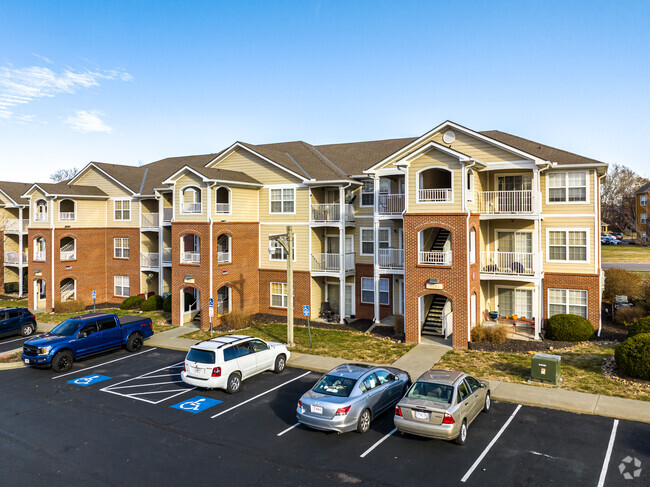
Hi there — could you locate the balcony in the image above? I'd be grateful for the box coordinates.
[181,203,202,214]
[4,251,27,266]
[59,212,76,221]
[311,252,355,274]
[181,251,201,264]
[418,251,452,266]
[377,194,405,216]
[162,247,172,265]
[217,251,231,264]
[141,212,159,229]
[34,213,48,223]
[310,204,354,225]
[480,251,534,276]
[418,188,452,203]
[141,252,160,268]
[477,190,533,215]
[215,203,231,214]
[3,219,29,233]
[162,207,173,223]
[33,251,46,261]
[378,248,404,270]
[60,250,76,261]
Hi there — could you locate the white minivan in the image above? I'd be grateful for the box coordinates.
[181,335,290,393]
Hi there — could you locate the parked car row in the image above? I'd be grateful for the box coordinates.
[601,234,621,245]
[0,307,37,338]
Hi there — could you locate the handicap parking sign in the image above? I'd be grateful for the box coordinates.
[68,375,111,386]
[303,305,310,316]
[171,396,222,414]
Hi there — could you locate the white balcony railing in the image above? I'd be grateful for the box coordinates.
[418,251,452,265]
[310,203,355,223]
[418,188,452,203]
[480,251,534,276]
[311,252,355,273]
[377,194,405,215]
[217,251,231,263]
[33,251,46,261]
[181,203,202,214]
[4,251,27,265]
[141,252,160,268]
[378,248,404,270]
[141,212,159,228]
[3,219,28,233]
[181,251,201,264]
[162,207,173,222]
[215,203,230,214]
[477,190,533,214]
[34,213,48,222]
[162,247,172,264]
[60,250,76,261]
[59,212,75,221]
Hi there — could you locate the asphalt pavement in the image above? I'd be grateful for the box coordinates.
[0,347,648,486]
[601,263,650,271]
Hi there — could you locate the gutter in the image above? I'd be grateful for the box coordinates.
[597,172,607,337]
[463,159,477,346]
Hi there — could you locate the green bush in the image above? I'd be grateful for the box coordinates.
[545,314,594,341]
[3,282,19,294]
[141,295,164,311]
[615,333,650,380]
[627,317,650,337]
[163,295,172,312]
[120,295,145,310]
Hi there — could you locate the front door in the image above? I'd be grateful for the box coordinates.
[345,283,354,317]
[327,283,340,315]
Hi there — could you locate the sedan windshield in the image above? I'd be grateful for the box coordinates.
[407,382,454,404]
[50,319,82,337]
[313,375,357,397]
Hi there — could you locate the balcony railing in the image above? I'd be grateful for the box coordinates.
[217,251,231,263]
[141,252,160,268]
[141,212,159,228]
[418,188,452,203]
[477,190,533,214]
[34,213,48,222]
[378,248,404,270]
[311,252,355,273]
[181,202,202,214]
[480,251,534,276]
[377,194,405,215]
[4,251,27,265]
[162,247,172,264]
[162,207,173,222]
[33,251,46,261]
[59,212,75,221]
[418,251,452,266]
[215,203,230,214]
[181,251,201,264]
[60,250,76,261]
[3,219,29,233]
[310,203,355,223]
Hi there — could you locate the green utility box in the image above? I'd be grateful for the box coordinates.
[531,353,561,384]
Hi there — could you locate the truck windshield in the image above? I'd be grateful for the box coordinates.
[50,319,82,337]
[186,348,215,364]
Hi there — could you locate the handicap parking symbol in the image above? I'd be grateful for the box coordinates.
[68,375,112,386]
[171,396,222,414]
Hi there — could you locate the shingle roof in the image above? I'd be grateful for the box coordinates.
[141,154,220,194]
[0,181,32,205]
[30,182,108,197]
[635,182,650,195]
[480,130,607,166]
[90,162,147,194]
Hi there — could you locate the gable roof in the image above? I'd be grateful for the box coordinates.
[0,181,32,206]
[161,163,262,186]
[22,182,108,198]
[141,154,222,193]
[635,182,650,195]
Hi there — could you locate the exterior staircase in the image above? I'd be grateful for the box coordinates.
[429,228,450,252]
[421,294,447,337]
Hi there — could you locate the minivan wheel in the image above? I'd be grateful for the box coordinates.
[51,350,73,373]
[357,409,371,434]
[483,392,491,413]
[273,354,286,373]
[21,323,35,336]
[454,419,467,445]
[226,372,242,394]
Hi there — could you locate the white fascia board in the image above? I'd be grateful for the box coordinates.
[21,184,50,199]
[208,179,262,188]
[477,161,538,171]
[162,165,211,185]
[304,180,361,187]
[68,162,136,195]
[0,189,18,206]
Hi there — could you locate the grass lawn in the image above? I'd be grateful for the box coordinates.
[0,299,28,308]
[37,309,174,334]
[183,322,414,363]
[602,244,650,263]
[438,344,650,402]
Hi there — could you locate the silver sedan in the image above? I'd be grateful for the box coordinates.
[297,364,410,434]
[394,369,490,445]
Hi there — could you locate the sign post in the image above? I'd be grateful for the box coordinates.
[92,290,96,312]
[208,297,214,337]
[303,305,312,347]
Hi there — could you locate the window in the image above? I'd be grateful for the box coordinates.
[548,171,587,203]
[215,187,231,214]
[249,339,269,353]
[549,289,587,318]
[97,317,117,331]
[217,234,231,263]
[114,199,131,221]
[360,228,374,255]
[269,235,295,261]
[114,238,129,259]
[361,181,374,207]
[457,381,470,403]
[270,188,295,213]
[223,347,237,362]
[469,228,476,264]
[378,228,390,249]
[33,237,46,261]
[642,214,647,225]
[548,230,588,262]
[641,195,647,206]
[360,373,379,393]
[375,370,395,384]
[114,276,130,297]
[465,376,480,393]
[270,282,288,308]
[181,234,201,263]
[497,288,532,318]
[181,187,202,213]
[360,277,389,305]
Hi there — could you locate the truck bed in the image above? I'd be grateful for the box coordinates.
[118,315,149,326]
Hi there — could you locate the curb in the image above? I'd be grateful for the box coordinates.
[0,347,25,370]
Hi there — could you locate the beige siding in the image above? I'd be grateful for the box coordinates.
[431,131,517,162]
[29,190,50,229]
[407,150,463,213]
[75,167,133,197]
[55,199,107,228]
[211,186,259,222]
[311,277,325,317]
[541,169,596,215]
[260,224,310,272]
[209,148,301,185]
[140,272,158,295]
[173,174,207,222]
[260,186,309,223]
[542,216,596,274]
[141,233,158,252]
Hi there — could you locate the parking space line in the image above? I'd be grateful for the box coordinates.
[360,428,398,458]
[211,371,312,419]
[460,404,522,483]
[1,335,31,345]
[108,380,186,390]
[52,348,157,379]
[277,423,301,437]
[596,419,619,487]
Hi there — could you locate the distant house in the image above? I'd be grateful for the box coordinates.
[634,182,650,240]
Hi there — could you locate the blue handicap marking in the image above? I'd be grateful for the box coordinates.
[303,305,310,316]
[171,396,222,414]
[68,374,111,386]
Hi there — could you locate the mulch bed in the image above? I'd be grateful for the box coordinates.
[251,314,396,339]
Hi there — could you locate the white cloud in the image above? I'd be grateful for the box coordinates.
[31,52,53,64]
[64,110,113,133]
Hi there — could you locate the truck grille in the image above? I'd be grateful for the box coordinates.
[23,344,39,357]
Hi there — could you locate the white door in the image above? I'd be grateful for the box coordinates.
[345,283,354,317]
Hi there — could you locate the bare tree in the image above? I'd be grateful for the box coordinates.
[601,163,649,234]
[50,168,79,183]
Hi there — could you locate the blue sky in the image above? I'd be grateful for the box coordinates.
[1,0,649,182]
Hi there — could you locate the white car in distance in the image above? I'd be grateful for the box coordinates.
[181,334,290,393]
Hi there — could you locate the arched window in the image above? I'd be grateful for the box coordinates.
[217,234,231,263]
[215,187,231,214]
[418,227,452,265]
[467,169,474,202]
[181,234,200,263]
[33,237,46,261]
[34,199,48,222]
[469,228,476,264]
[60,236,76,261]
[60,278,76,301]
[417,168,453,203]
[181,186,202,214]
[217,285,231,315]
[59,199,76,221]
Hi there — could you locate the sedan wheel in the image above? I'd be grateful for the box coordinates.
[483,392,491,413]
[454,419,467,445]
[357,409,371,434]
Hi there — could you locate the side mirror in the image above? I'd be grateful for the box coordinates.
[480,382,487,388]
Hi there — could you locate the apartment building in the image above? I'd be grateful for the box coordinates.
[0,182,31,296]
[634,182,649,240]
[18,121,607,349]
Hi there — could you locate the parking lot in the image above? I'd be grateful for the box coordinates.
[0,346,647,486]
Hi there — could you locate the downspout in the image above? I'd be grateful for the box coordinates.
[339,182,352,324]
[597,172,606,337]
[50,196,57,311]
[464,160,477,346]
[18,206,24,298]
[208,183,215,315]
[536,162,552,338]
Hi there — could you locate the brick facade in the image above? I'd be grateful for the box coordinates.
[0,230,4,293]
[542,272,601,329]
[354,263,394,320]
[258,268,311,320]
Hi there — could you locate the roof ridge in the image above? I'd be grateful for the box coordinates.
[305,143,349,178]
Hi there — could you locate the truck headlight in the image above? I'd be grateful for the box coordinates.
[38,346,52,355]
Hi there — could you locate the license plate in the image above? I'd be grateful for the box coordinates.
[193,367,201,374]
[24,359,31,365]
[414,410,429,420]
[311,405,323,414]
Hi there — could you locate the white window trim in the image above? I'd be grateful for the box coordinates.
[546,228,590,264]
[469,227,476,264]
[114,276,130,297]
[360,180,374,207]
[217,285,232,315]
[467,168,474,203]
[268,234,296,262]
[268,185,297,215]
[415,166,454,204]
[113,198,132,222]
[216,234,232,264]
[360,277,389,305]
[58,199,77,222]
[360,227,374,256]
[214,186,232,215]
[33,237,46,261]
[495,285,534,318]
[641,195,647,206]
[545,170,590,205]
[179,185,203,215]
[113,237,130,259]
[270,282,288,308]
[548,288,588,319]
[641,213,647,225]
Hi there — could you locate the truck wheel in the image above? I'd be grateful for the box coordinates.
[273,354,286,373]
[126,333,143,352]
[21,323,35,336]
[51,350,73,373]
[226,372,241,394]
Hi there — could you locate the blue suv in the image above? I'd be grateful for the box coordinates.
[0,307,37,338]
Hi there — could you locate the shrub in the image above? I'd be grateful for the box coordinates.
[545,314,594,341]
[471,324,509,344]
[3,282,18,294]
[615,333,650,380]
[627,317,650,337]
[141,295,164,311]
[163,295,172,312]
[393,315,404,335]
[604,268,643,302]
[613,306,646,326]
[54,299,86,313]
[120,295,145,310]
[221,311,253,330]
